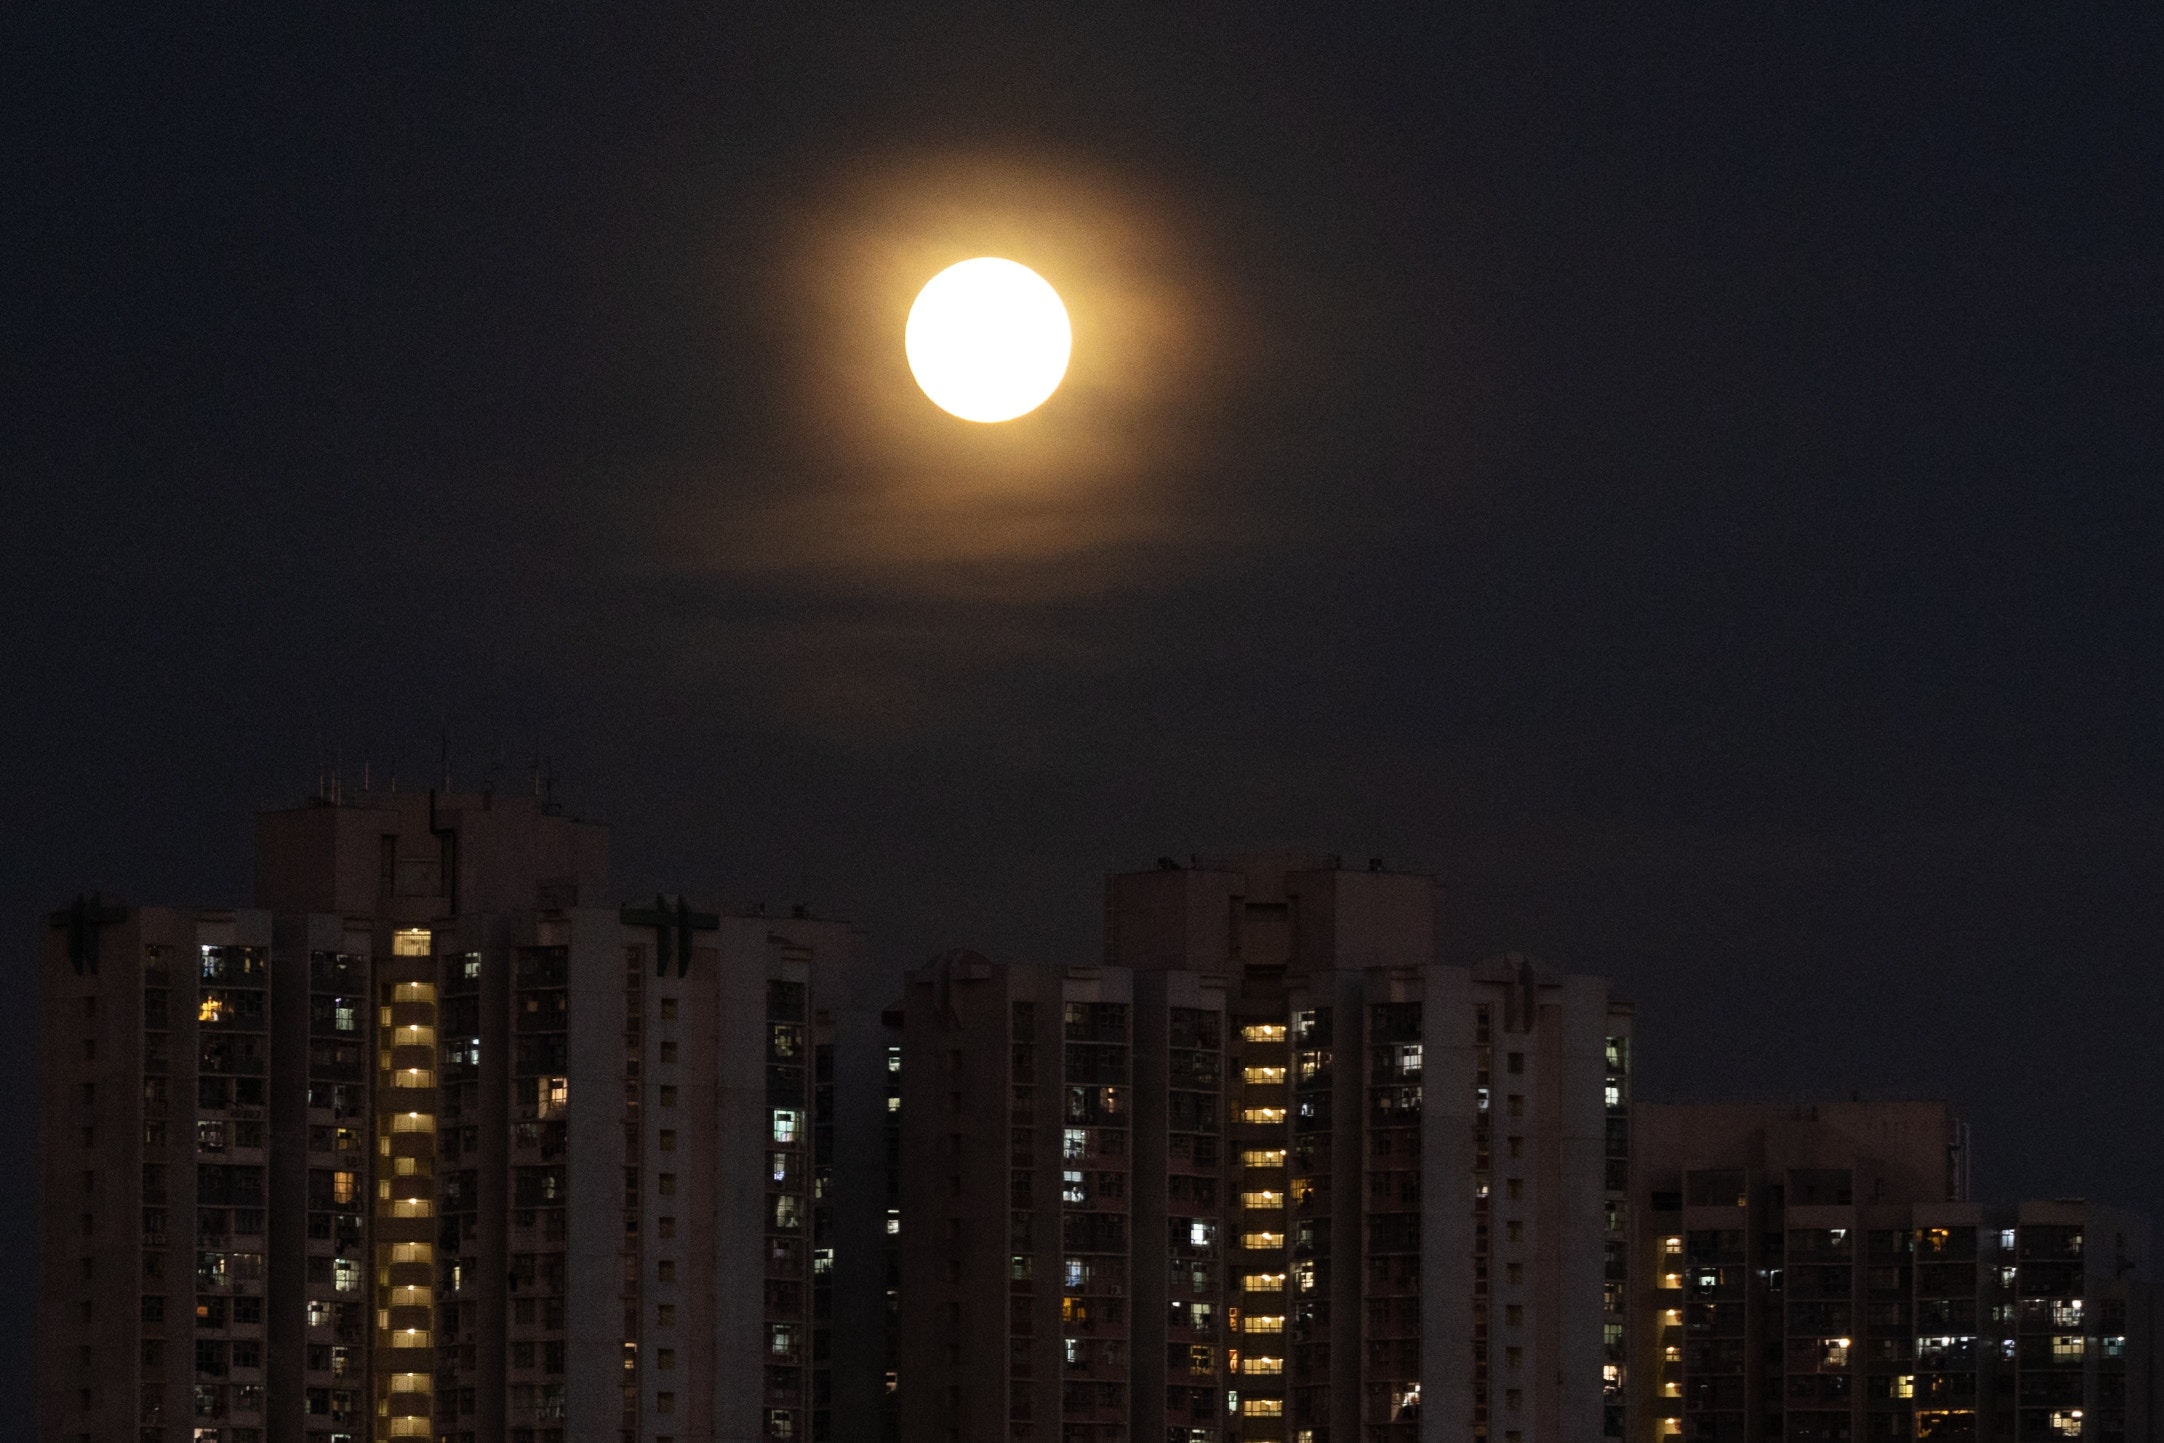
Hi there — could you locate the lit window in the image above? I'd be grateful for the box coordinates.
[1241,1107,1287,1125]
[1241,1232,1285,1250]
[1189,1220,1215,1248]
[1240,1356,1283,1375]
[2048,1413,2083,1438]
[768,1324,798,1358]
[1241,1191,1284,1210]
[1063,1171,1087,1204]
[389,1372,427,1393]
[390,1327,431,1348]
[1604,1083,1623,1108]
[1242,1149,1286,1168]
[771,1110,799,1144]
[886,1095,899,1113]
[1242,1066,1287,1085]
[1063,1128,1088,1160]
[1244,1316,1285,1334]
[331,1171,357,1205]
[1241,1400,1283,1417]
[391,1069,434,1089]
[392,930,431,958]
[389,1198,433,1218]
[2052,1336,2085,1361]
[885,1210,900,1236]
[391,1112,434,1133]
[1243,1273,1285,1292]
[1241,1025,1286,1043]
[332,1258,360,1292]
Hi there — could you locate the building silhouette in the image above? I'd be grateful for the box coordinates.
[898,855,1634,1443]
[1629,1102,2153,1443]
[38,807,2155,1443]
[37,787,899,1443]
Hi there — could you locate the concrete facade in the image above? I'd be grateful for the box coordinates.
[38,788,900,1443]
[1629,1102,2155,1443]
[900,856,1630,1443]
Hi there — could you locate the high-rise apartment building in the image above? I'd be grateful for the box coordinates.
[38,786,900,1443]
[900,855,1632,1443]
[1629,1102,2154,1443]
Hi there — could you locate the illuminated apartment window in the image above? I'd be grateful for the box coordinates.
[1242,1191,1284,1210]
[2052,1336,2085,1361]
[772,1110,800,1144]
[389,1372,428,1393]
[389,1198,433,1218]
[389,1242,432,1264]
[391,1069,435,1089]
[390,1328,431,1348]
[1242,1066,1287,1085]
[1243,1273,1286,1292]
[392,931,432,958]
[1240,1357,1283,1375]
[1241,1107,1287,1125]
[392,1024,435,1047]
[1243,1316,1285,1334]
[1242,1149,1286,1168]
[390,1112,434,1133]
[1241,1232,1285,1250]
[1240,1025,1286,1043]
[1240,1400,1283,1417]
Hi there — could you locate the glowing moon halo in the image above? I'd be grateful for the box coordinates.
[905,258,1072,422]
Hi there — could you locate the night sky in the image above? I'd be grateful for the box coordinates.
[6,4,2161,1404]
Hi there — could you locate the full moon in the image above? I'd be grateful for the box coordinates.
[905,257,1072,422]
